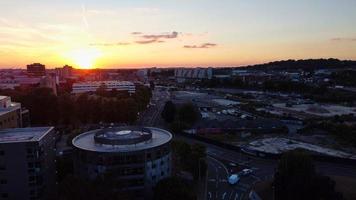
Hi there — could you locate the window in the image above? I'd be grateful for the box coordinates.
[0,180,7,184]
[1,193,8,198]
[0,151,4,156]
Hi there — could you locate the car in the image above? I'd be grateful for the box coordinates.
[241,168,253,176]
[229,162,237,167]
[228,174,240,185]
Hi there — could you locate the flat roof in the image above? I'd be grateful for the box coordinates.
[0,127,54,143]
[0,96,9,101]
[72,127,172,153]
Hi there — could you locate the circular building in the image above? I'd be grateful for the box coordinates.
[72,126,172,196]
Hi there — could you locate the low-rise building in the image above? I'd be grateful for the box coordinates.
[72,81,136,94]
[0,96,27,129]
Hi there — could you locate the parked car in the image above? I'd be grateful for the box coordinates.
[241,168,253,176]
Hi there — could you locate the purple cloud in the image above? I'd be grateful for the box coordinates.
[184,43,217,49]
[135,31,178,44]
[89,42,130,46]
[131,32,142,35]
[331,37,356,42]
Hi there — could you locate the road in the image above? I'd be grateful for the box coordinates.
[136,89,356,199]
[136,88,170,126]
[177,135,356,200]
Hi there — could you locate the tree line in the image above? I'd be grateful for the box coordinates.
[274,150,344,200]
[161,101,201,133]
[0,85,152,126]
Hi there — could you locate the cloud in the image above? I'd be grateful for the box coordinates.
[89,42,130,46]
[183,43,217,49]
[141,31,178,40]
[131,32,142,35]
[330,37,356,42]
[135,40,165,44]
[135,31,178,44]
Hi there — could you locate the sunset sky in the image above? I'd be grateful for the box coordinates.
[0,0,355,69]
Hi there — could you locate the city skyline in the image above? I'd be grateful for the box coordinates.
[1,0,356,69]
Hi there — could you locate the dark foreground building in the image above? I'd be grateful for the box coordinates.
[72,126,172,198]
[0,127,56,200]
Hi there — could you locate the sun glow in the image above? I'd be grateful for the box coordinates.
[65,48,101,69]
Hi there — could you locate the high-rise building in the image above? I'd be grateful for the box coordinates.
[72,126,172,198]
[0,127,56,200]
[40,74,58,96]
[27,63,46,77]
[55,65,73,81]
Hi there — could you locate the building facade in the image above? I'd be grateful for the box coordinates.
[174,68,213,83]
[0,96,26,129]
[27,63,46,77]
[55,65,73,81]
[72,126,172,198]
[0,127,56,200]
[72,81,136,94]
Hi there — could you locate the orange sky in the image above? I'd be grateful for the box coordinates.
[0,0,356,69]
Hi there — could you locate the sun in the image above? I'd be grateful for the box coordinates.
[66,48,101,69]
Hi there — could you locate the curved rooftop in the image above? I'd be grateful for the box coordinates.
[72,127,172,153]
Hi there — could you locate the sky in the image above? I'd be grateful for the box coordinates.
[0,0,355,69]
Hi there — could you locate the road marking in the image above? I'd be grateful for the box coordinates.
[228,190,234,200]
[234,193,239,200]
[208,156,229,176]
[222,192,227,199]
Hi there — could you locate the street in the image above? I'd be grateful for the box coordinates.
[179,135,356,200]
[136,88,170,126]
[137,88,356,200]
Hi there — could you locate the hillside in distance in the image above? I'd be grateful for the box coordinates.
[241,58,356,71]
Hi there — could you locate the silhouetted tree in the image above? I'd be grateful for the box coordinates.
[154,177,196,200]
[274,150,344,200]
[171,141,207,180]
[161,101,176,123]
[177,103,200,126]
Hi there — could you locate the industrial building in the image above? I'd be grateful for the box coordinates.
[0,127,56,200]
[72,126,172,198]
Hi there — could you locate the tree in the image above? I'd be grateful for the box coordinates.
[274,150,344,200]
[161,101,176,123]
[133,86,152,111]
[154,177,196,200]
[177,103,200,126]
[171,141,207,180]
[57,93,75,125]
[24,87,59,125]
[95,84,109,97]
